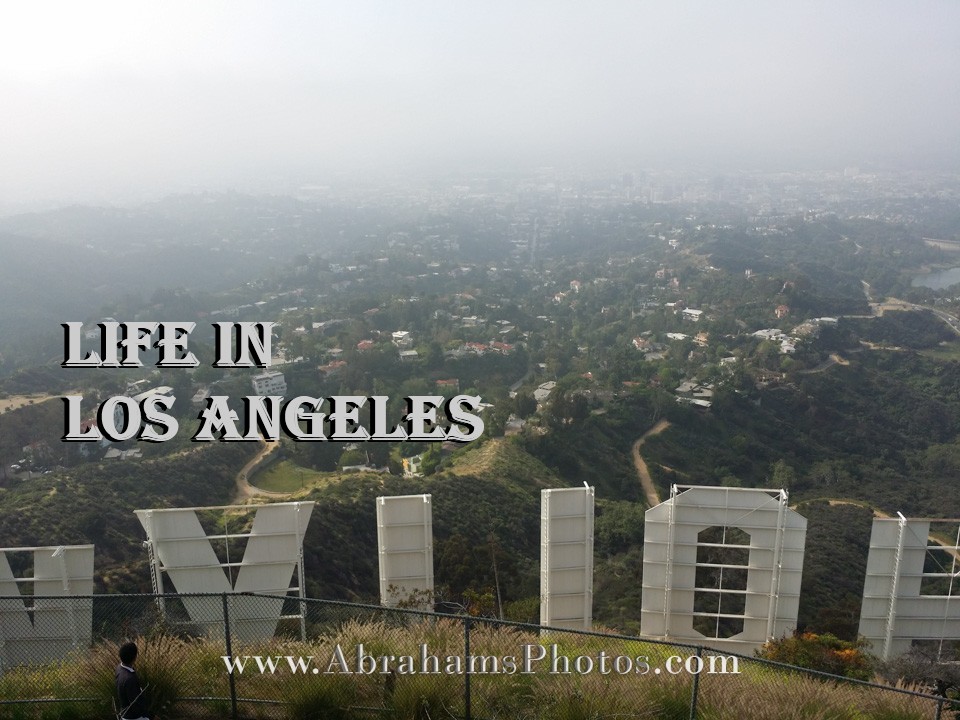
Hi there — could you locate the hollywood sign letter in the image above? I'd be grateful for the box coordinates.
[0,545,94,670]
[541,485,595,630]
[376,494,434,610]
[135,502,313,641]
[859,515,960,660]
[641,486,806,654]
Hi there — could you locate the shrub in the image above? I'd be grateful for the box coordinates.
[756,632,876,680]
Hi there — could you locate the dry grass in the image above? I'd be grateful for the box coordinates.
[695,670,933,720]
[0,394,59,413]
[0,621,948,720]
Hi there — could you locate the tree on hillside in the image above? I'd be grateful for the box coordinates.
[514,392,537,419]
[771,459,797,491]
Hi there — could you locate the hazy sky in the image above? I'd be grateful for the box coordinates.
[1,1,958,205]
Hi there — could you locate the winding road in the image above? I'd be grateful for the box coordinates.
[631,419,671,507]
[232,438,286,503]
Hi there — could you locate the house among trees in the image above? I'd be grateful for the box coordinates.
[392,330,412,348]
[318,359,347,377]
[435,378,460,394]
[534,381,557,405]
[674,380,714,409]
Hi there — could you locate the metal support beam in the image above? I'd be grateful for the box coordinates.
[882,512,908,661]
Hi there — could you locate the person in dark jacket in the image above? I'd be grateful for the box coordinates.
[115,641,150,720]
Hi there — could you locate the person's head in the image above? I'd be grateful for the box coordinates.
[119,641,138,666]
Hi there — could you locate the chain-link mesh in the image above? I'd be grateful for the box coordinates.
[2,593,959,719]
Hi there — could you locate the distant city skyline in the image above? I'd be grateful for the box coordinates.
[1,1,958,208]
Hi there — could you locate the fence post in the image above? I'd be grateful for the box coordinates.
[222,593,238,720]
[688,646,703,720]
[935,697,943,720]
[464,617,472,720]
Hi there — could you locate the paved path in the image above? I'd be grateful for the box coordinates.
[632,419,671,507]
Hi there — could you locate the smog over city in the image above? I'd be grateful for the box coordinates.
[1,1,958,207]
[3,2,960,712]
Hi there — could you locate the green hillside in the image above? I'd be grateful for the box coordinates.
[295,437,566,613]
[0,441,256,591]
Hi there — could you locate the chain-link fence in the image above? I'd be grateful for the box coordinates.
[1,593,959,719]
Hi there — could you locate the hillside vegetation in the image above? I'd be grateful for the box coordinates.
[0,623,947,720]
[4,193,960,645]
[0,442,256,591]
